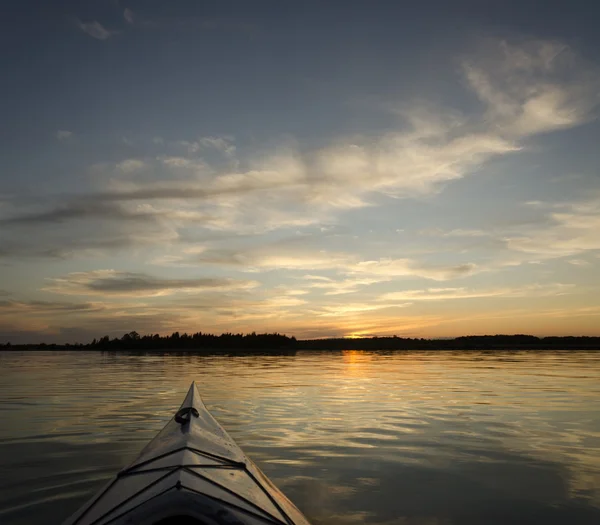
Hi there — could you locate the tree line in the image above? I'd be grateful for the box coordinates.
[1,332,600,351]
[297,334,600,350]
[88,331,296,351]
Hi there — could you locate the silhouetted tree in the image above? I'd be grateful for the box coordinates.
[5,333,600,352]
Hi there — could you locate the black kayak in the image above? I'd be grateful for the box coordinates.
[63,382,311,525]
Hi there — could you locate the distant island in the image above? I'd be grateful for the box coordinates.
[1,331,600,352]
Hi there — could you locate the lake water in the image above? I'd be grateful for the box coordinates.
[1,350,599,525]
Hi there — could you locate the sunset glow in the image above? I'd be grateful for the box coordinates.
[1,3,600,343]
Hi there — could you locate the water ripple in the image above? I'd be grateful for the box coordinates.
[0,350,599,524]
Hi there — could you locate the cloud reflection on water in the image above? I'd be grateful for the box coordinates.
[0,350,599,524]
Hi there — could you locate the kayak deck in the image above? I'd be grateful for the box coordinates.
[64,383,310,525]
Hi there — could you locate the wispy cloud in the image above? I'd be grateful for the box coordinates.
[190,241,480,285]
[77,20,116,40]
[505,197,600,257]
[123,8,134,24]
[312,302,412,317]
[116,159,147,173]
[44,270,259,297]
[463,39,599,137]
[348,259,478,281]
[24,40,597,233]
[198,136,236,157]
[304,276,383,295]
[176,140,201,154]
[568,259,591,266]
[413,195,600,268]
[0,299,187,343]
[194,243,351,271]
[0,201,213,227]
[55,130,73,141]
[2,37,599,272]
[0,299,102,314]
[419,228,489,238]
[379,283,574,303]
[173,136,236,159]
[0,201,204,259]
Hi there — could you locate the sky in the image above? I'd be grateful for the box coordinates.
[1,0,600,343]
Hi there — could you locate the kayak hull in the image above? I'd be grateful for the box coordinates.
[63,383,310,525]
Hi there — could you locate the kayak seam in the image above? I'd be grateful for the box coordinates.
[244,468,296,525]
[180,483,288,525]
[122,446,245,476]
[186,445,246,468]
[81,464,285,525]
[118,464,242,476]
[81,469,178,525]
[182,466,286,523]
[94,486,176,525]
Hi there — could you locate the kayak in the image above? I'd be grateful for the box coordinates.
[63,382,311,525]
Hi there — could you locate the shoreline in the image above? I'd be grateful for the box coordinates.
[2,334,600,352]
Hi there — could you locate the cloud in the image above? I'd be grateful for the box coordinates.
[172,136,236,156]
[0,299,188,343]
[310,127,519,205]
[568,259,591,266]
[93,173,294,202]
[24,283,312,341]
[0,224,179,259]
[2,37,599,263]
[420,196,600,268]
[160,157,198,168]
[56,130,73,141]
[198,136,236,157]
[0,299,102,313]
[0,201,213,226]
[0,142,524,238]
[347,259,478,281]
[44,270,259,297]
[116,159,146,173]
[191,241,479,283]
[77,20,115,40]
[191,243,348,270]
[305,276,383,295]
[379,283,574,303]
[0,202,132,225]
[312,302,411,317]
[264,296,307,308]
[505,197,600,258]
[462,39,599,137]
[419,228,489,238]
[123,8,134,24]
[176,140,201,154]
[24,39,597,234]
[0,200,219,259]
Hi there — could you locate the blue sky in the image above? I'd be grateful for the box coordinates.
[1,0,600,343]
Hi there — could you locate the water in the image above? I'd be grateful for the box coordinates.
[1,350,599,525]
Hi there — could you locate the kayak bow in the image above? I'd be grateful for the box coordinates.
[64,382,311,525]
